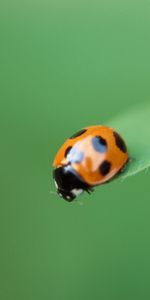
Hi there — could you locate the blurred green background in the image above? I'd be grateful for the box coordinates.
[1,0,150,299]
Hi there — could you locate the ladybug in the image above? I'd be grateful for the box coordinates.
[53,126,129,201]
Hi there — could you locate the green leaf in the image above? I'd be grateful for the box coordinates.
[108,103,150,179]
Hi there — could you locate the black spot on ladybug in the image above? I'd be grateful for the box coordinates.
[65,146,72,158]
[113,131,127,153]
[99,160,111,176]
[92,136,107,153]
[70,129,87,139]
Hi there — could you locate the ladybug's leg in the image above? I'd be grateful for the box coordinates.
[86,187,94,194]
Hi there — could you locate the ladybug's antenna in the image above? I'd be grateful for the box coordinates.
[49,190,57,196]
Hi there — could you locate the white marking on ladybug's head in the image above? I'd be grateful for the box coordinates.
[66,195,71,200]
[71,189,83,197]
[54,180,58,189]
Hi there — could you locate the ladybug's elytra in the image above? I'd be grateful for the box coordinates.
[53,126,129,201]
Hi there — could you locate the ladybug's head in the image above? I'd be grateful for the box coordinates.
[53,165,92,202]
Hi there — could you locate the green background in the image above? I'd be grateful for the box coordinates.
[1,0,150,299]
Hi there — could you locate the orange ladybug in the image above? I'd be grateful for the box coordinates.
[53,126,129,201]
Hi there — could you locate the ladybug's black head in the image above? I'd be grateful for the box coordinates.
[53,165,92,201]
